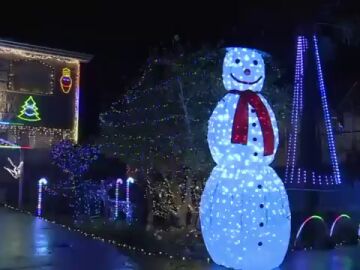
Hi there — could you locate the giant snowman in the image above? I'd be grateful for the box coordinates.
[200,47,291,270]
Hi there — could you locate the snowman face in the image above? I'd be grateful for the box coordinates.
[223,47,265,92]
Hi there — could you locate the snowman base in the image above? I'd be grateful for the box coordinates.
[200,165,291,270]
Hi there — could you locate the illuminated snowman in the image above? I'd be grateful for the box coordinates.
[200,47,291,270]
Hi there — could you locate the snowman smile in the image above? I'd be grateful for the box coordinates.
[231,73,263,85]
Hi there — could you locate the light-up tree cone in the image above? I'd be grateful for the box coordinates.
[200,47,291,270]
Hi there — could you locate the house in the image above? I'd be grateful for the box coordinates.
[0,38,92,206]
[0,39,92,148]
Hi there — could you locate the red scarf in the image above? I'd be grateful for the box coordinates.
[228,90,274,156]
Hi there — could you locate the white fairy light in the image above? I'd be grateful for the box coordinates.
[200,47,291,269]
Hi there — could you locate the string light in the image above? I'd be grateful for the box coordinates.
[200,47,290,270]
[126,177,134,220]
[0,124,73,149]
[285,36,305,184]
[100,46,290,262]
[115,178,123,219]
[51,140,100,221]
[0,45,82,145]
[8,58,55,95]
[285,35,341,187]
[99,49,224,222]
[313,35,341,184]
[0,46,80,64]
[0,145,31,149]
[0,138,31,149]
[17,96,41,122]
[330,214,351,237]
[3,203,354,264]
[73,62,81,143]
[37,178,48,216]
[294,215,327,247]
[0,121,24,126]
[3,204,212,263]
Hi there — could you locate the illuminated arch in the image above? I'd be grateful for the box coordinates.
[294,215,327,247]
[330,214,351,237]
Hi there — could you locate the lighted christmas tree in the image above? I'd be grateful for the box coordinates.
[17,96,41,122]
[100,43,291,229]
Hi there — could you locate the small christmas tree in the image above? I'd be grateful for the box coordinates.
[17,96,41,122]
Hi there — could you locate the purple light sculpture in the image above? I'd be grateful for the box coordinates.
[285,35,341,187]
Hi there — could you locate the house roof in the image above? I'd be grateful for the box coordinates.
[0,38,93,63]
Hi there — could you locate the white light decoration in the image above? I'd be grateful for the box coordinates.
[294,215,327,247]
[0,45,83,145]
[37,178,48,216]
[115,178,123,218]
[200,47,291,269]
[3,157,23,179]
[222,47,265,93]
[330,214,351,237]
[126,177,134,220]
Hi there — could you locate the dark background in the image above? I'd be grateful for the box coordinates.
[1,1,359,140]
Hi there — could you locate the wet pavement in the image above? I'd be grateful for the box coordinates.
[0,207,360,270]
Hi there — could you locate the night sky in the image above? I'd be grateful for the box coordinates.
[1,1,359,140]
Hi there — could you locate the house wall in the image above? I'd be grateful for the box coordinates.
[0,46,80,148]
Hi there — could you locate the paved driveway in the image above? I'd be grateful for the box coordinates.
[0,207,359,270]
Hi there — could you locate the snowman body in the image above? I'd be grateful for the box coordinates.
[200,47,291,270]
[207,93,279,167]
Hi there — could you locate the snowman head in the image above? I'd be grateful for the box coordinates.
[223,47,265,92]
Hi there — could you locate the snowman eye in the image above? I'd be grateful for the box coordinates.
[235,59,241,64]
[253,60,258,65]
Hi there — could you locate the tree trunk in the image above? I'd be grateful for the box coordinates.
[71,176,81,224]
[177,77,195,228]
[177,77,192,139]
[145,170,154,231]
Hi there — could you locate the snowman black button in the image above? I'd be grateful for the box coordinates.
[257,184,262,189]
[251,109,256,113]
[253,152,258,156]
[253,138,257,142]
[260,204,264,208]
[258,242,263,246]
[252,123,256,127]
[259,222,264,227]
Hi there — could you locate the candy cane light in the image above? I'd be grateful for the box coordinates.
[37,178,48,216]
[115,178,123,218]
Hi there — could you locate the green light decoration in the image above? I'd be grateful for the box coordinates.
[17,96,41,122]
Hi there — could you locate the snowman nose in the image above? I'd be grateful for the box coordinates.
[244,69,251,75]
